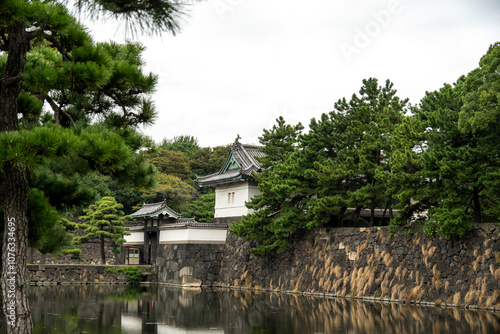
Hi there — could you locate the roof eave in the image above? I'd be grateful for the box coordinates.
[198,174,254,187]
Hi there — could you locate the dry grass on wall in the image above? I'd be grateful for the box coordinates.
[220,226,500,310]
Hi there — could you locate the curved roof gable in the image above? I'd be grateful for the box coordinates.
[130,200,181,219]
[197,142,264,186]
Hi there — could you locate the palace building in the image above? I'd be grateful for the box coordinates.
[196,141,264,224]
[122,141,262,266]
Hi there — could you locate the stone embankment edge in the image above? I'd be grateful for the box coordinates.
[205,283,500,313]
[27,264,156,285]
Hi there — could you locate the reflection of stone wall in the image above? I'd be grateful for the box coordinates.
[218,225,500,309]
[27,264,155,284]
[156,244,225,287]
[121,286,500,334]
[215,290,500,334]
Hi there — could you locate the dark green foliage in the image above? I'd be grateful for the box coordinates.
[74,0,197,36]
[230,117,305,255]
[312,78,408,228]
[160,135,200,160]
[77,196,130,264]
[231,80,409,255]
[26,188,69,255]
[59,218,83,260]
[18,40,158,128]
[391,43,500,237]
[191,145,231,177]
[181,192,215,222]
[145,148,192,181]
[140,173,195,212]
[106,266,146,283]
[0,124,145,258]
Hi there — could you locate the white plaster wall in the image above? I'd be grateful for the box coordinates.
[159,228,227,244]
[124,231,144,244]
[214,181,261,218]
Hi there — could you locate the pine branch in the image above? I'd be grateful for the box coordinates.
[45,94,77,127]
[0,75,22,86]
[42,32,71,61]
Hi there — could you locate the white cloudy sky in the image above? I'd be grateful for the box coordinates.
[80,0,500,148]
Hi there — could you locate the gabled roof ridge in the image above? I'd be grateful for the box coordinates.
[141,201,165,207]
[239,143,263,149]
[232,142,263,170]
[196,141,265,186]
[130,200,181,218]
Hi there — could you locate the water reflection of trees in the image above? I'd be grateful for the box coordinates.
[26,285,126,334]
[8,286,500,334]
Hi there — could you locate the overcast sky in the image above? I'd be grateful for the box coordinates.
[80,0,500,148]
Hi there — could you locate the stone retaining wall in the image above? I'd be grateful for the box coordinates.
[156,244,225,287]
[217,225,500,309]
[27,264,155,284]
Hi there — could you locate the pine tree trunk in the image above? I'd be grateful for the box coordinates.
[112,243,119,265]
[0,23,27,132]
[338,206,347,227]
[100,235,106,265]
[388,201,393,224]
[381,201,388,227]
[0,20,33,334]
[473,185,482,224]
[369,198,376,228]
[0,166,33,334]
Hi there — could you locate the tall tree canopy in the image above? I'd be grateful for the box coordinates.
[231,79,409,255]
[391,42,500,237]
[313,78,408,228]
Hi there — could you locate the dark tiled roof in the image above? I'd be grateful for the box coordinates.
[125,220,229,231]
[130,200,181,218]
[197,142,264,186]
[232,143,264,175]
[160,220,229,230]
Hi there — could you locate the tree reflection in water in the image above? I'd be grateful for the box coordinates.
[1,285,498,333]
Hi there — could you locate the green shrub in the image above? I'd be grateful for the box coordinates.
[106,266,146,283]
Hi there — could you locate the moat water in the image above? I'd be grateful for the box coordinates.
[2,285,500,333]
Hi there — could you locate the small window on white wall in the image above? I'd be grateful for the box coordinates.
[228,192,235,204]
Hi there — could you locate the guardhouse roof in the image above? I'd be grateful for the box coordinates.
[196,142,264,186]
[130,200,181,219]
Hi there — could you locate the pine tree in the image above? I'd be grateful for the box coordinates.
[313,78,408,227]
[0,1,195,331]
[77,196,130,265]
[160,135,200,160]
[181,192,215,223]
[231,80,408,255]
[229,117,304,255]
[391,44,500,237]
